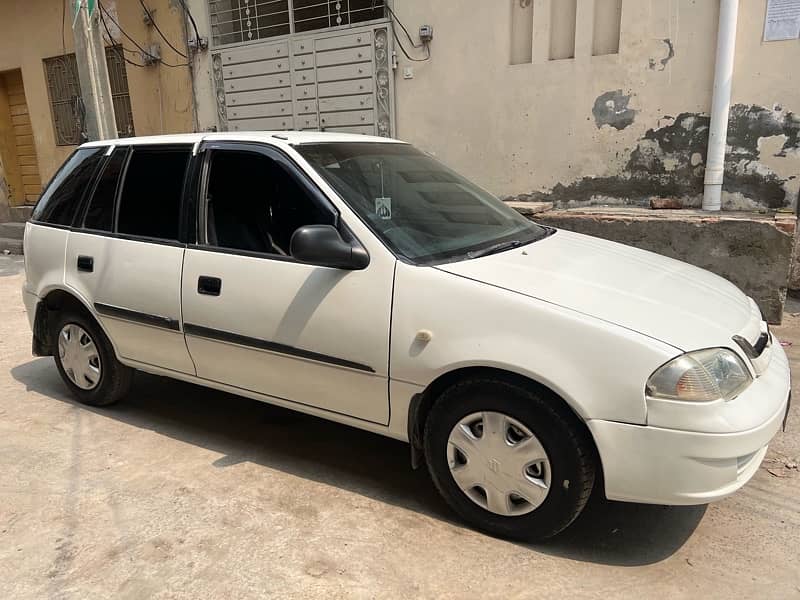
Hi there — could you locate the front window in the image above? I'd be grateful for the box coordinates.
[296,142,550,263]
[202,149,334,255]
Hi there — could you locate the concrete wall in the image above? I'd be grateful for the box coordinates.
[0,0,194,218]
[392,0,800,211]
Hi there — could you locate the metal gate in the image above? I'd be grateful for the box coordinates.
[211,22,394,137]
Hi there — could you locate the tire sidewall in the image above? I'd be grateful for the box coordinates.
[424,380,593,541]
[53,311,118,405]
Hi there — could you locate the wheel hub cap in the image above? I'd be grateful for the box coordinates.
[58,324,101,390]
[447,411,551,516]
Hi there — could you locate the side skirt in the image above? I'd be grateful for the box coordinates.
[119,356,409,443]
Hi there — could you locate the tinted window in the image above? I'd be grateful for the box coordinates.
[32,147,105,225]
[205,150,333,255]
[83,148,127,231]
[117,147,191,240]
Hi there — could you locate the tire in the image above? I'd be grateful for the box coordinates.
[52,309,133,406]
[424,378,595,541]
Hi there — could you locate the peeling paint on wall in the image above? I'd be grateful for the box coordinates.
[648,38,675,71]
[725,104,800,208]
[510,104,800,210]
[592,90,636,130]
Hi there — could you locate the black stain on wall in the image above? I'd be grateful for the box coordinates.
[592,90,636,130]
[516,105,800,209]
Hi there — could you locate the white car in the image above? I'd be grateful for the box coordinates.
[22,132,791,540]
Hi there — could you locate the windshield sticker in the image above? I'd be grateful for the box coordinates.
[375,197,392,219]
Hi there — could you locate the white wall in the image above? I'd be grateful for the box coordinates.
[186,0,800,210]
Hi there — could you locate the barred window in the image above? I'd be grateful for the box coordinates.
[105,47,135,137]
[293,0,385,33]
[209,0,385,46]
[43,48,135,146]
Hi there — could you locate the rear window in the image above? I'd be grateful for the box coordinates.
[32,147,105,225]
[116,146,191,240]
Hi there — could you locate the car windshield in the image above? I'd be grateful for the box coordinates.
[295,142,550,263]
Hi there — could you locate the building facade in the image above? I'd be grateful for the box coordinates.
[2,1,798,222]
[0,0,194,221]
[186,0,800,212]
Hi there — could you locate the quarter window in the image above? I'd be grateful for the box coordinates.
[117,147,191,240]
[32,147,105,225]
[83,148,127,231]
[204,149,333,255]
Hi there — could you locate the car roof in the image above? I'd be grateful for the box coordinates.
[80,131,408,148]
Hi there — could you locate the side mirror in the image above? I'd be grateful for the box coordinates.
[290,225,370,270]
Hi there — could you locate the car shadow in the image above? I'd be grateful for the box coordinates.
[11,357,706,567]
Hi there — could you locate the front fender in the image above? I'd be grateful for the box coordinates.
[390,262,679,425]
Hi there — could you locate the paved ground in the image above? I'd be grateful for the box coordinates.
[0,254,798,599]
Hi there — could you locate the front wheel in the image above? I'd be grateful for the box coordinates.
[424,378,596,541]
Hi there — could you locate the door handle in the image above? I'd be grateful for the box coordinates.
[197,276,222,296]
[77,255,94,272]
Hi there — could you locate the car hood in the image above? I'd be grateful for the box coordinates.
[436,229,759,351]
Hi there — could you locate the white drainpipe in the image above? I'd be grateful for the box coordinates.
[703,0,740,211]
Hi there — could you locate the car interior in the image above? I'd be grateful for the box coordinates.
[205,151,332,255]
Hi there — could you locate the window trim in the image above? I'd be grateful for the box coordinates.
[192,140,348,262]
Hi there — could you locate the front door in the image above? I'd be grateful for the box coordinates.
[180,142,393,424]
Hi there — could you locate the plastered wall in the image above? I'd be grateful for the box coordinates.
[0,0,194,203]
[391,0,800,210]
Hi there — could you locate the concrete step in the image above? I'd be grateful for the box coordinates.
[9,206,33,222]
[0,237,23,255]
[0,222,25,239]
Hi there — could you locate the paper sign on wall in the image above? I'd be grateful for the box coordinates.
[764,0,800,41]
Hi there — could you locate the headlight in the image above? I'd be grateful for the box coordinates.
[646,348,752,402]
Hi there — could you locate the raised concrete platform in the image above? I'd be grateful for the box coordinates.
[509,205,796,324]
[0,222,25,256]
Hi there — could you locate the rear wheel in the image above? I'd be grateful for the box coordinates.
[53,310,133,406]
[424,378,595,541]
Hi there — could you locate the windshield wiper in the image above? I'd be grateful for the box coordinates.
[467,239,525,259]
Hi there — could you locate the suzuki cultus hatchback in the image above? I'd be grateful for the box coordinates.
[22,132,791,540]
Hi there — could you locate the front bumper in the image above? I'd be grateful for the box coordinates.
[589,341,791,505]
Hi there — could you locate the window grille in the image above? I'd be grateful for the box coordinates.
[43,49,135,146]
[209,0,385,46]
[105,47,136,137]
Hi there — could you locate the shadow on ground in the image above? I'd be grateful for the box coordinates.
[11,357,706,566]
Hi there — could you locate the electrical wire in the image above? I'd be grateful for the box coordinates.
[137,0,188,58]
[377,1,431,62]
[98,0,189,67]
[383,2,424,49]
[176,0,202,48]
[98,6,147,68]
[391,22,431,62]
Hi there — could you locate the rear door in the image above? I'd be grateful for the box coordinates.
[180,142,394,424]
[65,144,195,374]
